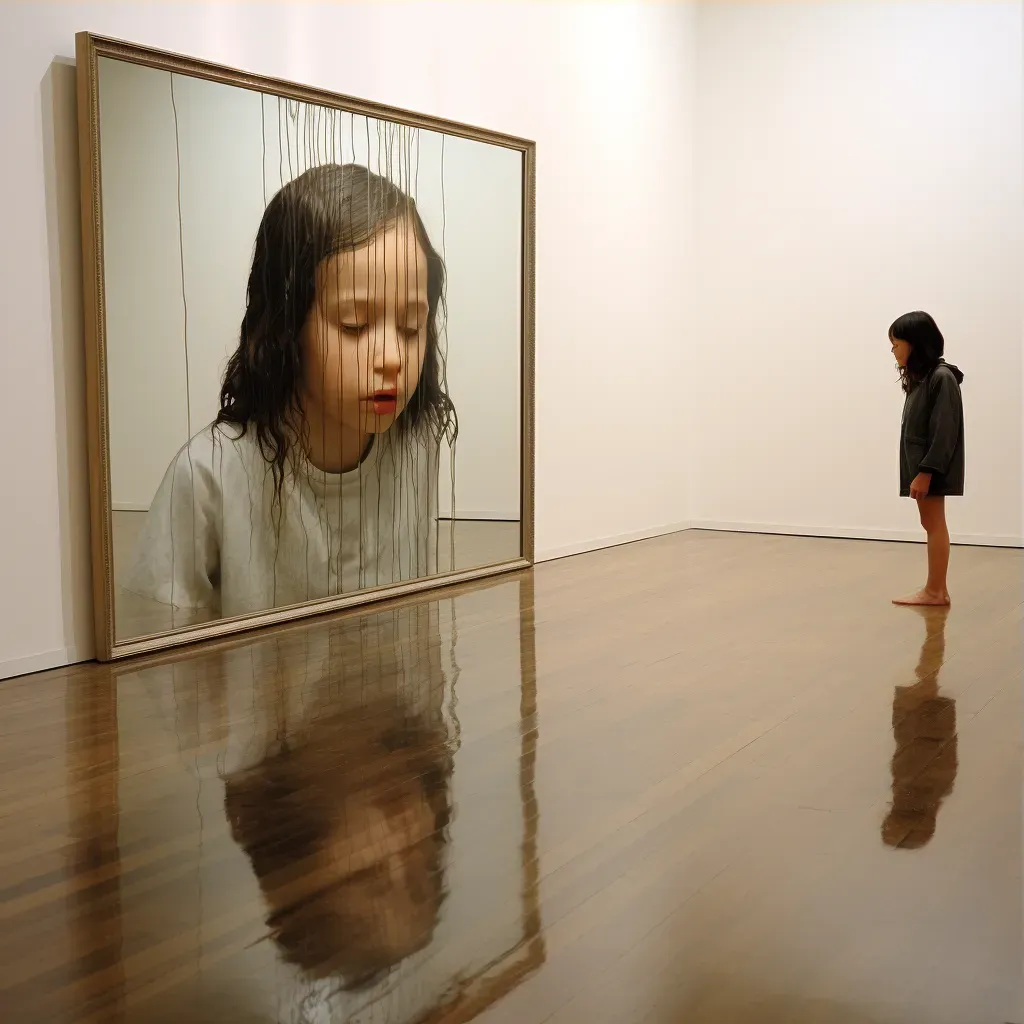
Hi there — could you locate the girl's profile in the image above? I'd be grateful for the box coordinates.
[124,163,456,621]
[889,311,964,607]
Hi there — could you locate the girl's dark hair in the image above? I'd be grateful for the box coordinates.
[889,311,945,393]
[216,163,456,494]
[225,700,453,987]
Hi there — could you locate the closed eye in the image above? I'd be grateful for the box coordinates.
[341,323,422,336]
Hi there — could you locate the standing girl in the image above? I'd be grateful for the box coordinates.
[889,311,964,607]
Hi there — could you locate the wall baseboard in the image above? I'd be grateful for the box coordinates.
[0,645,80,682]
[538,518,1023,566]
[439,510,519,522]
[537,521,692,563]
[688,519,1024,549]
[438,515,519,524]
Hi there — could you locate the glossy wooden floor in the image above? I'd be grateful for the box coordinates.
[1,531,1020,1023]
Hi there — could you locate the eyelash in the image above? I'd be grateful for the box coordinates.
[341,324,422,338]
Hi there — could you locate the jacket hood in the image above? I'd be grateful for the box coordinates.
[938,359,964,384]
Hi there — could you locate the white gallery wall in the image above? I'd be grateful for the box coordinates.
[691,1,1023,546]
[2,1,1019,679]
[0,1,695,676]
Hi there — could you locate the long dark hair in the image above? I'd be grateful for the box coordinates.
[216,163,456,495]
[889,311,945,393]
[225,699,453,988]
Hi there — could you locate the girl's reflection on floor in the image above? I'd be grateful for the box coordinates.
[883,606,958,850]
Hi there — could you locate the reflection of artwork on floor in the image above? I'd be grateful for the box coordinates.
[58,575,543,1022]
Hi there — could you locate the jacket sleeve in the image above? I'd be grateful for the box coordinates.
[919,371,962,476]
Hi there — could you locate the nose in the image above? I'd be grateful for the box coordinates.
[371,318,404,380]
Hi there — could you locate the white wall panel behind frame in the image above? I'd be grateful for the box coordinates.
[692,1,1023,546]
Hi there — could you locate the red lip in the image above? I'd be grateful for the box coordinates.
[367,390,398,416]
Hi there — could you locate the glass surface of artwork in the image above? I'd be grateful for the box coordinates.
[77,35,534,658]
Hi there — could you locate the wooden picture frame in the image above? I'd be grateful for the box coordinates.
[76,32,536,662]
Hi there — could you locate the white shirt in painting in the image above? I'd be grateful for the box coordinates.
[125,421,440,618]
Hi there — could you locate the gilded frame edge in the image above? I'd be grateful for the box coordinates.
[74,31,538,663]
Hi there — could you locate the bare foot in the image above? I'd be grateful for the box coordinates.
[892,589,950,607]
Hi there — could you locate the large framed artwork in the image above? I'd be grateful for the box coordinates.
[76,33,536,661]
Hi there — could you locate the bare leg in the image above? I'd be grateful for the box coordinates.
[893,497,951,606]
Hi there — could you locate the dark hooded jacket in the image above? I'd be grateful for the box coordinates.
[900,359,965,497]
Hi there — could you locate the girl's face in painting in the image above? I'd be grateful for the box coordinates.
[257,779,444,981]
[301,217,429,442]
[890,333,912,368]
[309,786,441,972]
